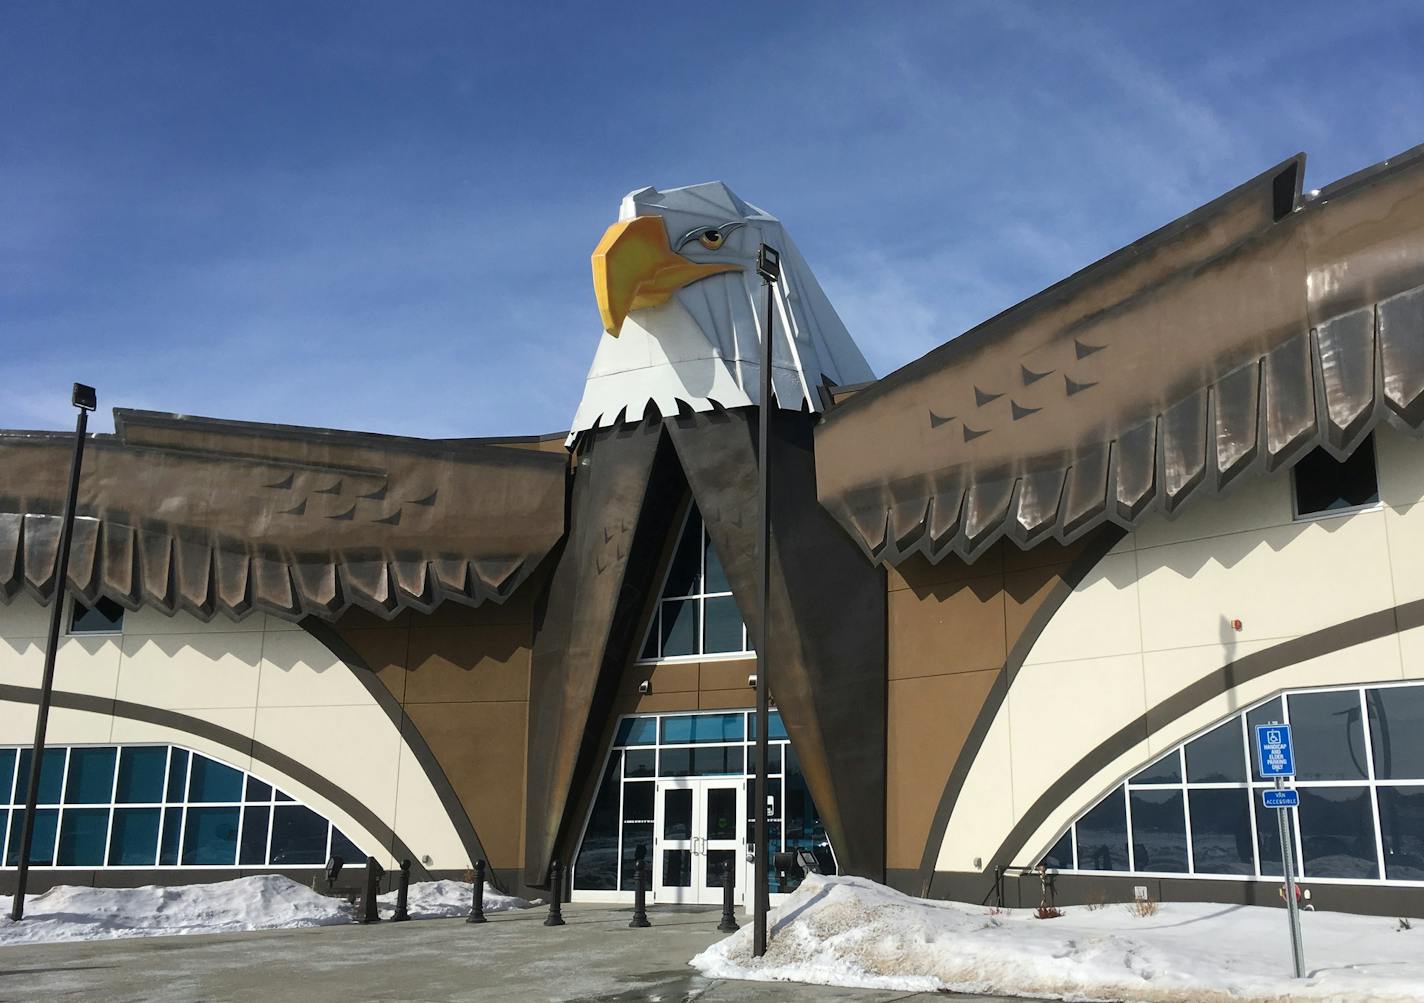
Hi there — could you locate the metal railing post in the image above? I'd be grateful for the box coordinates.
[629,855,650,928]
[543,859,565,927]
[717,862,739,933]
[467,859,488,924]
[391,858,411,922]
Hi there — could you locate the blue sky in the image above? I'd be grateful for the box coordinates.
[5,1,1423,437]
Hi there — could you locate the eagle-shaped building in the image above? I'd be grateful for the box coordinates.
[2,145,1424,916]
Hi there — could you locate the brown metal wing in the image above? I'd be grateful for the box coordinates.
[816,145,1424,566]
[0,410,568,621]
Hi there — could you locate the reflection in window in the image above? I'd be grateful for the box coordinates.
[1042,682,1424,887]
[639,506,752,660]
[1292,434,1379,518]
[69,597,125,634]
[0,743,363,870]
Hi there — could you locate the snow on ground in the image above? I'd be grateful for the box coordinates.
[376,878,534,919]
[0,875,533,946]
[691,874,1424,1003]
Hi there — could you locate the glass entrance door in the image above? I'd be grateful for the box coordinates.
[652,778,744,904]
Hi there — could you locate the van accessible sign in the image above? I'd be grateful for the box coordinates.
[1262,788,1300,809]
[1255,724,1296,777]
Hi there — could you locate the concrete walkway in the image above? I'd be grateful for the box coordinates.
[0,903,1021,1002]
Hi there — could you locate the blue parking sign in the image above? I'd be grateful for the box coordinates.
[1256,723,1295,777]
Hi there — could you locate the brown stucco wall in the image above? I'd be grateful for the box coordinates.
[885,537,1093,874]
[331,588,539,875]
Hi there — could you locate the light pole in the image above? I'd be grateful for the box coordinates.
[752,244,780,958]
[11,383,96,922]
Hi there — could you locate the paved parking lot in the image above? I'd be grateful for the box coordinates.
[0,903,1019,1002]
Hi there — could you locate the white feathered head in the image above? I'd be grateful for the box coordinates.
[568,182,874,437]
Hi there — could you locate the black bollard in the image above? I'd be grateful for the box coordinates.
[543,859,566,927]
[717,863,739,933]
[628,856,650,928]
[356,856,384,924]
[467,859,488,924]
[391,859,412,922]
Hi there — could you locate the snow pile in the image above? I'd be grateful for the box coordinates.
[0,876,534,946]
[692,875,1424,1002]
[0,875,349,946]
[377,878,533,919]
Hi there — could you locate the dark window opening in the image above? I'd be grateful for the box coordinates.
[69,596,125,634]
[1293,435,1379,518]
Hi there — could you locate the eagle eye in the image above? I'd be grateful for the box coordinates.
[698,229,724,250]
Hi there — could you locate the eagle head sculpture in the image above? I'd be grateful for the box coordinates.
[568,182,875,437]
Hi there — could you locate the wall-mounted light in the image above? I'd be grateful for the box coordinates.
[747,673,757,688]
[638,679,651,695]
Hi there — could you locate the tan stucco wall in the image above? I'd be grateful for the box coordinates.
[884,537,1097,872]
[936,424,1424,876]
[331,588,539,874]
[0,601,466,871]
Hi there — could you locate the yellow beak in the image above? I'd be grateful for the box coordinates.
[592,215,740,335]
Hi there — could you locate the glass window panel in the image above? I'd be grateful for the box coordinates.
[1188,788,1253,875]
[331,828,361,862]
[116,747,167,804]
[661,848,692,887]
[659,599,698,657]
[705,788,737,840]
[1298,786,1377,879]
[1288,690,1368,781]
[622,782,654,823]
[57,807,110,866]
[1075,791,1129,871]
[659,747,692,777]
[109,807,161,866]
[1041,831,1073,870]
[748,711,789,742]
[239,806,271,866]
[182,806,240,865]
[188,756,243,803]
[620,822,652,890]
[1367,686,1424,780]
[703,596,745,654]
[16,747,67,805]
[614,717,657,747]
[663,512,703,597]
[662,713,743,744]
[1128,790,1188,873]
[662,788,693,840]
[1247,699,1286,781]
[158,807,183,865]
[705,848,736,888]
[1293,436,1378,516]
[166,750,189,802]
[640,612,659,660]
[7,808,58,865]
[692,746,743,776]
[783,746,831,872]
[274,789,294,802]
[1130,750,1182,786]
[574,754,620,891]
[245,777,273,803]
[65,747,116,804]
[70,596,125,633]
[269,805,328,865]
[704,532,731,594]
[623,748,655,778]
[0,749,15,803]
[1185,720,1245,783]
[1378,787,1424,881]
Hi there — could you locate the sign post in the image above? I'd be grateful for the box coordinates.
[1255,723,1305,979]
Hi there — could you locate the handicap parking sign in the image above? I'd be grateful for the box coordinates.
[1255,723,1296,777]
